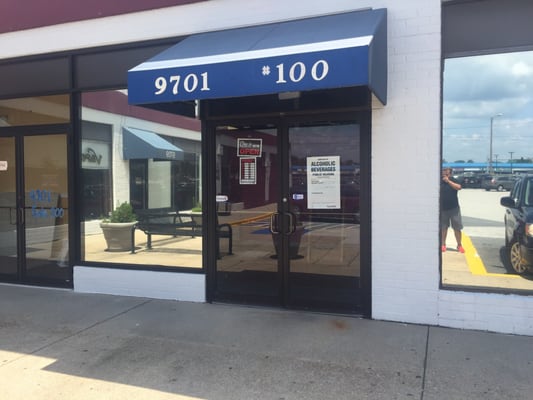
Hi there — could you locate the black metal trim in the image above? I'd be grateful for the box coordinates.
[1,124,74,287]
[76,262,206,274]
[204,109,372,316]
[0,36,188,99]
[204,119,217,301]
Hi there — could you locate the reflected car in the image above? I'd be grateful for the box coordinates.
[454,172,483,188]
[500,175,533,274]
[483,175,517,191]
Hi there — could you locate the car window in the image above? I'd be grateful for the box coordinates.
[526,179,533,206]
[511,179,520,202]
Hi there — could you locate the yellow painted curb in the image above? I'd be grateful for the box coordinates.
[462,234,486,275]
[462,233,519,278]
[229,212,273,226]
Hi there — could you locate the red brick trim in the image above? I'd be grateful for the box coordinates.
[0,0,205,34]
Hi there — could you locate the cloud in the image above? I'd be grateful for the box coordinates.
[512,61,533,77]
[444,51,533,102]
[443,50,533,162]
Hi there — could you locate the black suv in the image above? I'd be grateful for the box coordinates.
[500,175,533,274]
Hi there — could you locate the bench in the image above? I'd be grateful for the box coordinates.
[133,208,232,258]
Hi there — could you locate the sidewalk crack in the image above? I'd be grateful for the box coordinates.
[420,325,430,400]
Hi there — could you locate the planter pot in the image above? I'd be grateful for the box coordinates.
[100,221,136,251]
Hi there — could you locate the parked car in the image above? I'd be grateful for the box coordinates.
[462,172,481,188]
[454,172,482,188]
[500,175,533,274]
[453,172,491,188]
[482,175,517,191]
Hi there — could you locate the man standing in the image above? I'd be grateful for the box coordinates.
[440,168,464,253]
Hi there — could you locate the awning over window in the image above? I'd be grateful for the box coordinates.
[122,127,184,161]
[128,9,387,105]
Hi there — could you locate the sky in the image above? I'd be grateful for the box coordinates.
[443,50,533,163]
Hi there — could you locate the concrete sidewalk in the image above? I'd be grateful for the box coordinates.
[0,284,531,400]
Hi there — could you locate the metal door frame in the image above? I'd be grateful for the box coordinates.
[0,124,73,287]
[204,110,372,316]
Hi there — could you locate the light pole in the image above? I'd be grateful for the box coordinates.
[509,151,514,174]
[489,113,503,174]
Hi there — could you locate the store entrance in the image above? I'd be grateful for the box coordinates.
[211,116,366,313]
[0,133,71,286]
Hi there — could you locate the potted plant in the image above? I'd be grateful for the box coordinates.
[100,202,137,251]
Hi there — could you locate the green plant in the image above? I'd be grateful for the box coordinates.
[191,202,202,212]
[104,202,137,223]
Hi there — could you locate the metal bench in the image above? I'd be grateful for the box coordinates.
[133,208,232,258]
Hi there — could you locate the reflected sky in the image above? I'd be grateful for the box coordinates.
[443,50,533,163]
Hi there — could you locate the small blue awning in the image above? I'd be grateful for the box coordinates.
[128,9,387,105]
[123,127,184,161]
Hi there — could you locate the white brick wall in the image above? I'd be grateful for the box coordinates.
[371,0,442,325]
[74,266,205,302]
[370,0,533,336]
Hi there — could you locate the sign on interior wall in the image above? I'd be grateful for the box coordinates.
[237,138,261,184]
[237,138,262,157]
[307,155,340,209]
[0,161,7,171]
[81,140,110,169]
[239,157,257,185]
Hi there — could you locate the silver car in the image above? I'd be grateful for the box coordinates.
[482,175,517,191]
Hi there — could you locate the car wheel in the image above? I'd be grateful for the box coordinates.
[497,185,504,191]
[509,241,528,275]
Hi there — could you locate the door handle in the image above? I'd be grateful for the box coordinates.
[19,207,25,225]
[271,212,298,234]
[269,213,280,234]
[287,212,295,234]
[9,207,16,225]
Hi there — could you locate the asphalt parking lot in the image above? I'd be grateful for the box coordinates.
[442,188,533,291]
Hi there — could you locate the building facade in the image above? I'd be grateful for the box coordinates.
[1,0,533,335]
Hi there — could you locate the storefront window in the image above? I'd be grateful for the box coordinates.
[442,50,533,292]
[0,95,70,126]
[80,90,203,269]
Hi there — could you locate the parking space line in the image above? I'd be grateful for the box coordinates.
[463,233,519,278]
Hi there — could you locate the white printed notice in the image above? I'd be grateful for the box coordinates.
[307,156,340,209]
[240,157,257,184]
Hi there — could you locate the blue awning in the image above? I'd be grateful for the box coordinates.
[128,9,387,105]
[123,127,184,161]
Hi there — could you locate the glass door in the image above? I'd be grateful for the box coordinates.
[214,123,281,305]
[0,133,70,286]
[286,121,361,311]
[212,118,363,313]
[0,137,17,277]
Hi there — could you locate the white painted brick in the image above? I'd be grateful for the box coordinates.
[74,266,205,302]
[461,319,490,332]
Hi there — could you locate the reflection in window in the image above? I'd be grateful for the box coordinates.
[442,50,533,292]
[80,90,203,269]
[0,95,70,126]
